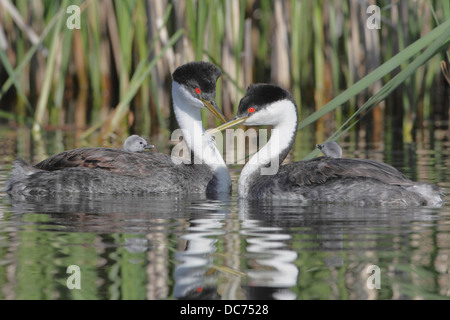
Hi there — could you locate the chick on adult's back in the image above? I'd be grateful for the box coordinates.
[208,84,444,206]
[6,62,231,197]
[316,141,342,158]
[122,135,154,152]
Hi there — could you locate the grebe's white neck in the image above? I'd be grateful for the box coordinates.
[172,81,231,194]
[238,99,298,197]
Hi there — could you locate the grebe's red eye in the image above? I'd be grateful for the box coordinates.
[195,87,201,94]
[248,107,255,113]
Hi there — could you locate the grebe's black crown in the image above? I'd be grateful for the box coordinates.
[237,83,297,117]
[172,61,222,95]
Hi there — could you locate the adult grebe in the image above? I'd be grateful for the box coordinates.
[208,84,444,206]
[6,62,232,196]
[122,135,154,152]
[316,141,342,158]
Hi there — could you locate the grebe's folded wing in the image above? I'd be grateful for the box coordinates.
[35,148,125,171]
[34,147,177,176]
[285,157,412,187]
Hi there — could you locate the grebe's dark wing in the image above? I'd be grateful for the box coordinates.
[34,147,177,176]
[35,148,126,170]
[284,157,412,187]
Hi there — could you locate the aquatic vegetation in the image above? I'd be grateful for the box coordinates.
[0,0,448,150]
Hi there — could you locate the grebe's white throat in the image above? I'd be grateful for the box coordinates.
[172,81,231,194]
[238,99,298,197]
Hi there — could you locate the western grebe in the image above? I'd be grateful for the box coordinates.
[208,84,444,206]
[123,135,154,152]
[316,141,342,158]
[6,62,232,196]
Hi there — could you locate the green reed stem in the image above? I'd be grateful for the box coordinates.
[0,7,62,105]
[32,0,68,139]
[98,29,184,137]
[303,22,450,159]
[0,48,32,113]
[297,18,450,134]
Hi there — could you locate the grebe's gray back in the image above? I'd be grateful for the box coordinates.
[208,84,444,206]
[316,141,342,158]
[122,135,154,152]
[6,62,231,197]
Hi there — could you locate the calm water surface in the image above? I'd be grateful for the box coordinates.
[0,129,449,300]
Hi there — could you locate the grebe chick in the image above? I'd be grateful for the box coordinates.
[123,135,154,152]
[316,141,342,158]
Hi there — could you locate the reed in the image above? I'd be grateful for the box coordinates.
[303,17,450,159]
[32,0,68,141]
[0,0,448,149]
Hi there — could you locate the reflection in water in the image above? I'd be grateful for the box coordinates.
[4,192,304,299]
[0,122,449,300]
[174,218,225,299]
[0,166,449,299]
[240,219,298,300]
[174,205,300,300]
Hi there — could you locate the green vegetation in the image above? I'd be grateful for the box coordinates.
[0,0,448,149]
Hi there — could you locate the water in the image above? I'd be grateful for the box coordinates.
[0,129,449,300]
